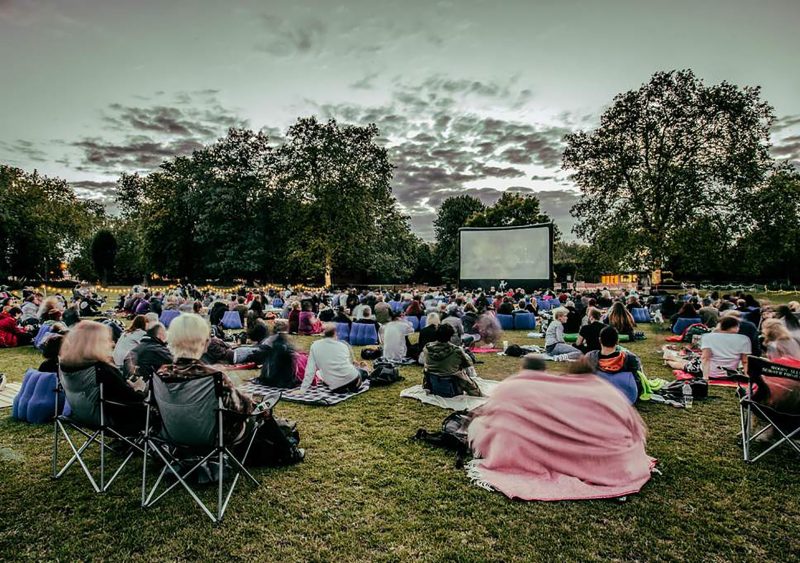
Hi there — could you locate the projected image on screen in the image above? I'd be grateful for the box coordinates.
[460,225,551,282]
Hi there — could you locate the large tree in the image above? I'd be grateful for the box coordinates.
[433,195,485,282]
[274,117,397,286]
[563,69,774,271]
[465,192,558,238]
[90,229,118,284]
[0,165,103,280]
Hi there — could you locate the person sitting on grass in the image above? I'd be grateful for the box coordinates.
[421,323,482,397]
[544,307,581,358]
[158,314,304,466]
[605,302,637,341]
[0,306,34,348]
[258,320,299,388]
[38,322,69,373]
[700,315,751,380]
[584,326,643,403]
[381,311,416,362]
[466,354,653,501]
[576,307,604,352]
[112,314,147,368]
[301,323,366,393]
[59,320,146,433]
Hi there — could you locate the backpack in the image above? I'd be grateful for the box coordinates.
[657,378,709,401]
[504,344,525,357]
[412,410,474,468]
[101,319,125,342]
[682,323,710,343]
[367,361,404,386]
[360,347,383,360]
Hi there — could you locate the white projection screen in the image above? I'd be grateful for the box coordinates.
[459,223,553,289]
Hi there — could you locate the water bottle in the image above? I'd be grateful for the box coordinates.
[682,382,693,409]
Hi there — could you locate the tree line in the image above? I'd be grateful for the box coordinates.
[1,70,798,287]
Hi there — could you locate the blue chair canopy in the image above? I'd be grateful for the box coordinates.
[630,308,651,324]
[335,322,351,343]
[349,323,378,346]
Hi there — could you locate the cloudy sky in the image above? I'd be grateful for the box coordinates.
[1,0,799,240]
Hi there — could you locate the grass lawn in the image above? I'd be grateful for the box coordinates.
[1,293,799,561]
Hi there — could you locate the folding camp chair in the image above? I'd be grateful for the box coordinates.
[739,356,800,463]
[141,372,262,523]
[52,367,144,493]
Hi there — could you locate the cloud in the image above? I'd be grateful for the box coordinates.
[772,114,800,132]
[0,139,47,162]
[256,14,326,56]
[69,179,120,214]
[71,91,248,174]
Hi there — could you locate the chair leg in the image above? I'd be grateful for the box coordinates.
[100,428,106,492]
[218,448,225,522]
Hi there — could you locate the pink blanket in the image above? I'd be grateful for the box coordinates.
[467,369,655,501]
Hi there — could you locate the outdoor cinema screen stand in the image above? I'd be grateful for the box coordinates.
[458,222,554,290]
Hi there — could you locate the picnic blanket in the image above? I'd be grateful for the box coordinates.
[466,369,655,501]
[0,382,22,409]
[241,378,370,406]
[399,377,500,411]
[673,370,740,387]
[472,347,502,354]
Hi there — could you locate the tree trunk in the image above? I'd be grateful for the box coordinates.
[324,253,332,288]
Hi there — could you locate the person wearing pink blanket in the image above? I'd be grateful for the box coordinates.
[467,356,655,501]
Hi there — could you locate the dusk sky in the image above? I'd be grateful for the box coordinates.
[2,0,799,240]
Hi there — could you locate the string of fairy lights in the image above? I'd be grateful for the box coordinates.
[37,284,327,296]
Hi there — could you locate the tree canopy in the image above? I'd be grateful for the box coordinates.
[563,69,775,271]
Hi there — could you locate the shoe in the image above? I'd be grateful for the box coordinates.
[0,373,6,392]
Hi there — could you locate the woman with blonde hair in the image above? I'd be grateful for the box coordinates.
[605,302,637,341]
[761,318,800,360]
[59,321,145,432]
[38,295,63,322]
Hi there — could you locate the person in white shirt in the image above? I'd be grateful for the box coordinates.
[700,316,751,379]
[381,312,415,361]
[301,324,366,392]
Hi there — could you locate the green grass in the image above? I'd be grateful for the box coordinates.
[2,294,800,561]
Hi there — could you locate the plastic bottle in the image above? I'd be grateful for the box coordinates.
[682,382,693,409]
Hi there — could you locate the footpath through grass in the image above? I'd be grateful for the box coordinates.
[1,294,799,561]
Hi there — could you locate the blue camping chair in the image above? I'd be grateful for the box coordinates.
[335,322,351,343]
[159,309,181,328]
[672,317,702,335]
[631,308,651,324]
[496,314,514,331]
[418,316,427,331]
[221,311,243,330]
[408,316,420,331]
[349,323,378,346]
[513,313,536,330]
[389,301,402,313]
[272,298,284,308]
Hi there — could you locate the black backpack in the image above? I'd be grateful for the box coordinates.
[412,410,474,468]
[504,344,525,357]
[367,361,403,386]
[657,378,709,401]
[360,347,383,360]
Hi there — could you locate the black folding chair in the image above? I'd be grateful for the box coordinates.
[739,356,800,463]
[52,366,144,493]
[141,372,263,523]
